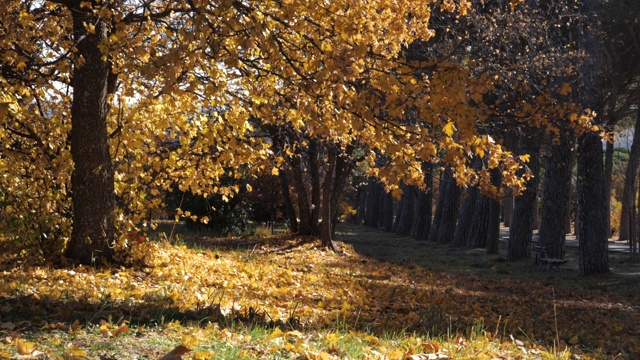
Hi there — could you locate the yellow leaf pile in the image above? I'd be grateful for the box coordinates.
[0,232,638,357]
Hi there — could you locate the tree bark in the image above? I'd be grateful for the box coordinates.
[468,194,491,248]
[290,154,314,235]
[320,147,337,250]
[364,178,382,227]
[486,168,503,254]
[604,140,614,237]
[539,132,574,259]
[412,162,433,240]
[435,170,461,244]
[578,132,610,274]
[429,167,449,242]
[502,196,513,228]
[279,171,298,233]
[355,184,367,225]
[618,107,640,241]
[379,189,394,231]
[577,0,609,275]
[508,129,542,260]
[452,186,478,246]
[394,183,415,236]
[65,5,116,264]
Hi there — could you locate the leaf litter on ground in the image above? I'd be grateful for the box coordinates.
[0,226,638,359]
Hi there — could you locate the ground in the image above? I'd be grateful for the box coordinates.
[0,224,638,359]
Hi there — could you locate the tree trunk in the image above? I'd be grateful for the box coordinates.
[290,155,314,235]
[320,147,337,250]
[452,186,478,246]
[503,195,513,228]
[308,140,322,231]
[508,129,542,260]
[578,132,610,274]
[577,0,609,275]
[279,171,298,233]
[364,179,382,227]
[618,107,640,241]
[539,132,574,259]
[65,6,116,264]
[395,183,415,236]
[468,195,491,248]
[486,168,503,254]
[435,171,461,244]
[604,139,614,237]
[379,190,394,231]
[428,167,449,242]
[412,162,433,240]
[355,184,367,225]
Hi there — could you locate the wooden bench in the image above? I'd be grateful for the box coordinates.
[534,246,567,274]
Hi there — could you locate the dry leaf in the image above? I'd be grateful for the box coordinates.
[158,345,191,360]
[15,338,35,355]
[67,346,88,358]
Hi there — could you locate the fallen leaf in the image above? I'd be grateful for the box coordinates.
[0,323,15,330]
[422,342,439,353]
[15,339,35,355]
[112,324,130,336]
[159,345,191,360]
[67,346,88,358]
[268,327,283,340]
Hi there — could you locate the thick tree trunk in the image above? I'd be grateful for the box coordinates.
[378,190,394,231]
[577,0,609,275]
[290,155,315,235]
[452,186,478,246]
[578,133,610,274]
[502,195,513,228]
[539,132,574,259]
[395,183,415,236]
[468,195,491,248]
[364,179,382,227]
[65,7,116,264]
[308,140,322,231]
[279,172,298,233]
[508,129,542,260]
[429,167,450,242]
[412,162,433,240]
[618,108,640,240]
[435,171,461,244]
[320,148,337,250]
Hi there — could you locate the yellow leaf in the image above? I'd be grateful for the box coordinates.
[0,352,11,359]
[443,122,455,137]
[16,338,35,355]
[364,334,378,344]
[325,332,340,346]
[271,167,280,176]
[193,351,213,360]
[99,324,111,337]
[268,327,283,340]
[68,347,88,358]
[181,335,199,348]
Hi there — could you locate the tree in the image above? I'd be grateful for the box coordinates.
[0,0,553,262]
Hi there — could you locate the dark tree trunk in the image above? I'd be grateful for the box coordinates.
[320,147,337,250]
[578,133,610,274]
[65,6,116,264]
[308,140,322,231]
[604,140,614,237]
[429,167,449,242]
[290,155,314,235]
[503,195,513,228]
[452,186,478,246]
[355,184,367,225]
[539,132,574,259]
[486,168,503,254]
[364,179,382,227]
[412,162,433,240]
[577,0,609,275]
[379,190,394,231]
[279,172,298,233]
[395,183,415,236]
[392,183,406,233]
[435,170,461,244]
[618,108,640,241]
[508,129,542,260]
[468,195,491,248]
